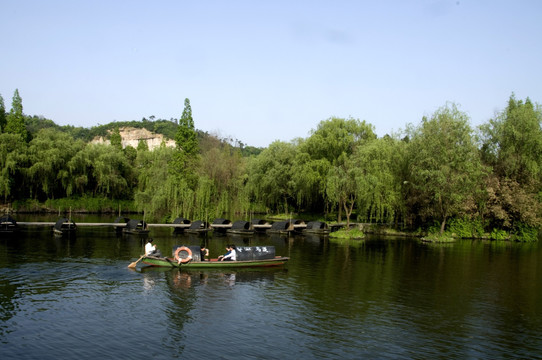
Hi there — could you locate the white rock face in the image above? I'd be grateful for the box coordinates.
[91,127,176,150]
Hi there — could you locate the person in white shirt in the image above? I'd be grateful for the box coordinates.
[220,245,237,261]
[145,238,162,257]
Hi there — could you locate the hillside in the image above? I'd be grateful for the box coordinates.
[91,127,175,150]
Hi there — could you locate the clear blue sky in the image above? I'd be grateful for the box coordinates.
[2,0,541,147]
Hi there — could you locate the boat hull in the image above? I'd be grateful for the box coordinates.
[141,256,289,268]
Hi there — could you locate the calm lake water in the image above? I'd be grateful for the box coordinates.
[1,215,541,359]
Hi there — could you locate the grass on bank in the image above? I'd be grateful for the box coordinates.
[329,228,365,240]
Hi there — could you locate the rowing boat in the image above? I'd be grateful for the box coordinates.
[141,255,289,268]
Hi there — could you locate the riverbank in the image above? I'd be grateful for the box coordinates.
[2,198,138,214]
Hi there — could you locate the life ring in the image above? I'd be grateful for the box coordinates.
[174,246,193,263]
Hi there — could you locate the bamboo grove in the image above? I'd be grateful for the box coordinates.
[1,90,541,240]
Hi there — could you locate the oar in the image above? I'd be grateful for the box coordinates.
[128,255,145,268]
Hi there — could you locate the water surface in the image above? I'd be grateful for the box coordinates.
[1,216,541,359]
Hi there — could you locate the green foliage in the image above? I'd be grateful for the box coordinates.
[422,231,456,243]
[406,103,485,233]
[0,90,541,243]
[26,129,85,200]
[137,139,149,152]
[110,127,122,150]
[489,228,509,241]
[246,141,297,213]
[302,117,376,164]
[0,94,6,132]
[45,196,136,213]
[0,133,27,201]
[5,89,28,141]
[511,223,539,242]
[329,228,365,239]
[447,217,485,238]
[352,137,403,224]
[479,94,542,229]
[326,158,357,226]
[483,94,542,185]
[175,98,198,156]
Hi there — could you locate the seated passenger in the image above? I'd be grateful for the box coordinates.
[221,245,237,261]
[200,245,209,261]
[145,238,162,257]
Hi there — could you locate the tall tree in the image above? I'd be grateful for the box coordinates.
[110,126,122,150]
[0,94,6,132]
[479,94,542,229]
[299,117,376,220]
[175,98,198,157]
[407,103,484,234]
[5,89,28,140]
[172,98,199,188]
[326,154,357,226]
[481,94,542,187]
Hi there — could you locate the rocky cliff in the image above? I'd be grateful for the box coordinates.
[91,127,176,150]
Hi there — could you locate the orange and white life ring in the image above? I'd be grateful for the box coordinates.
[174,246,193,263]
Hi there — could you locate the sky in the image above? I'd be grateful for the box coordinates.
[1,0,541,148]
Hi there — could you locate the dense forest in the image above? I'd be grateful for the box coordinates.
[1,89,541,241]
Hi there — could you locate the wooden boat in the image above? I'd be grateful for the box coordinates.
[141,255,289,268]
[226,220,254,236]
[210,218,232,234]
[141,245,288,268]
[266,220,293,235]
[302,221,330,235]
[123,219,149,235]
[53,217,77,235]
[184,220,211,234]
[0,214,18,233]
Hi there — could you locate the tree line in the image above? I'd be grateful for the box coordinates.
[1,89,541,240]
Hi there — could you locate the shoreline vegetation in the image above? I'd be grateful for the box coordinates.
[1,92,542,242]
[3,199,539,243]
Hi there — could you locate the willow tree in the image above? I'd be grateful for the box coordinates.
[92,146,134,199]
[246,140,297,213]
[135,145,189,220]
[0,133,27,202]
[326,154,357,226]
[407,103,484,234]
[26,129,84,200]
[198,134,247,217]
[298,117,376,220]
[352,136,403,224]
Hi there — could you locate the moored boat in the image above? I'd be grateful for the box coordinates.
[123,219,149,235]
[53,217,77,235]
[302,221,330,235]
[0,214,18,233]
[226,220,254,235]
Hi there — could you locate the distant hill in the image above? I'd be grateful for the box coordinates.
[91,127,176,150]
[23,115,263,156]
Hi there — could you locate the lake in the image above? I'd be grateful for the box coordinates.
[1,215,541,359]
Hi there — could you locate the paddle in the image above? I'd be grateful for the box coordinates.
[128,255,145,268]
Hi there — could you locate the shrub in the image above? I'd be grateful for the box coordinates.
[489,228,509,241]
[511,223,540,242]
[447,217,485,238]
